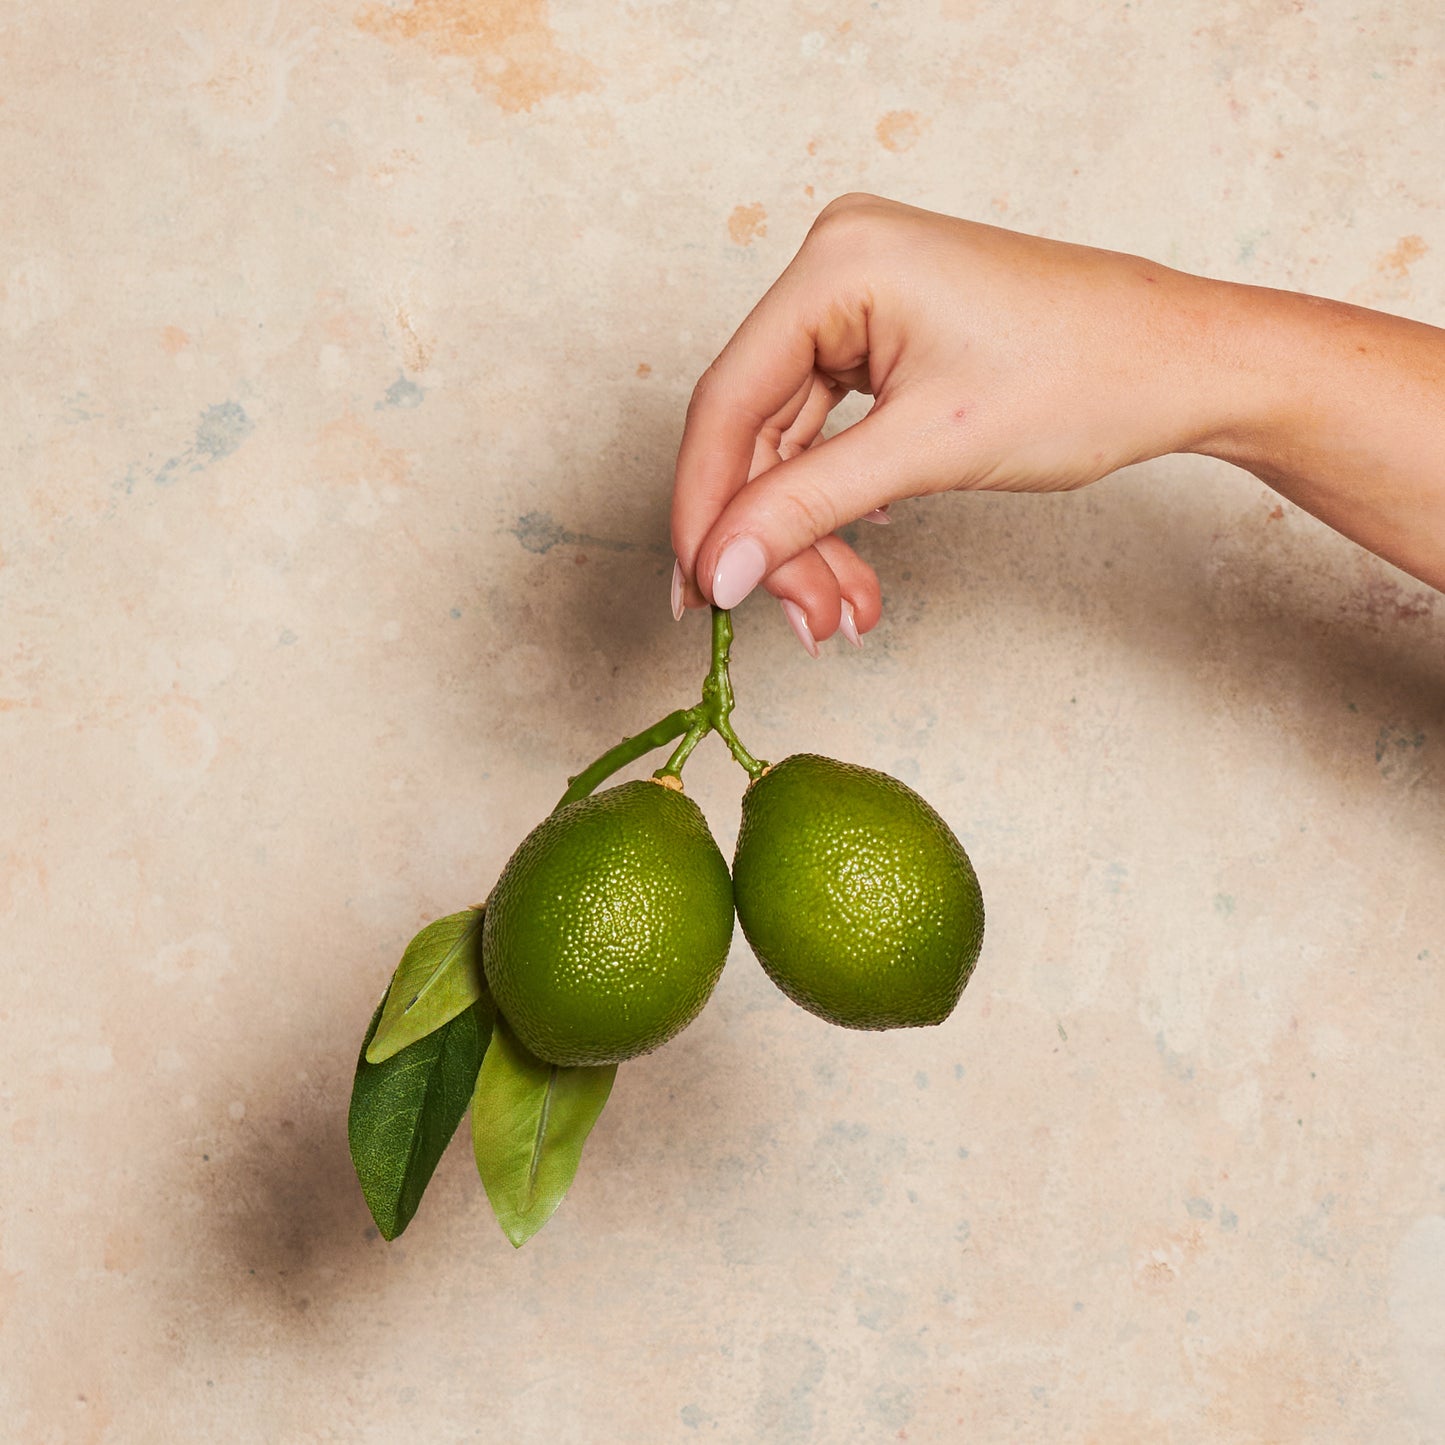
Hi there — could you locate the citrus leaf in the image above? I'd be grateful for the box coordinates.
[366,907,485,1064]
[470,1017,616,1248]
[349,991,493,1240]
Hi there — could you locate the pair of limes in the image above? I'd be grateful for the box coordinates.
[482,755,985,1067]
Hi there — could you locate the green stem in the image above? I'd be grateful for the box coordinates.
[555,708,692,810]
[654,715,708,780]
[556,607,767,808]
[705,607,767,780]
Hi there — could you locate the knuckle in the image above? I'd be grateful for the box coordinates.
[779,479,839,544]
[686,362,723,417]
[817,191,883,222]
[808,192,889,245]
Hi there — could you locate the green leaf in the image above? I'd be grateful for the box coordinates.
[470,1017,616,1248]
[366,907,485,1064]
[348,990,493,1240]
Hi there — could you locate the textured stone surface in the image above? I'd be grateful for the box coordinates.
[3,1,1443,1439]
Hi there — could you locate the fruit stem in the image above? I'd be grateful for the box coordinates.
[703,606,768,781]
[555,708,693,809]
[559,609,767,804]
[654,714,709,780]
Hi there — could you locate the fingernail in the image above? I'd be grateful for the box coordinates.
[781,599,820,659]
[711,537,767,611]
[861,507,891,525]
[670,559,685,621]
[838,599,863,649]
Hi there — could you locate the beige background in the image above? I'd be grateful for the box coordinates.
[4,1,1444,1440]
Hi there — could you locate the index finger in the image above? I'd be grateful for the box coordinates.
[670,266,829,589]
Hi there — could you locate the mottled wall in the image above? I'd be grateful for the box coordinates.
[3,1,1443,1441]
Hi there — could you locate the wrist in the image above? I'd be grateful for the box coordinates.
[1166,273,1294,471]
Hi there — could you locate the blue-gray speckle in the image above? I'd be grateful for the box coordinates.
[379,374,424,410]
[155,400,253,485]
[1154,1032,1196,1082]
[195,400,253,460]
[752,1335,825,1442]
[871,1386,915,1430]
[510,510,661,556]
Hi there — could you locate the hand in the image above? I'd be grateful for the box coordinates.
[670,194,1239,646]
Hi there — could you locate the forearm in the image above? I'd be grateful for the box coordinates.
[671,196,1445,638]
[1197,280,1445,592]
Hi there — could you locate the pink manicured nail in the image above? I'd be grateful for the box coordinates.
[781,599,820,659]
[670,559,685,621]
[838,600,863,649]
[861,507,891,525]
[711,537,767,610]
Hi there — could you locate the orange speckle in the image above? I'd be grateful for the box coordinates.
[806,139,818,156]
[161,326,190,355]
[635,362,652,378]
[876,110,924,153]
[313,411,414,491]
[1378,234,1428,279]
[803,184,814,199]
[103,1228,144,1274]
[727,203,768,247]
[356,0,595,114]
[393,304,432,372]
[1268,505,1284,520]
[318,297,369,345]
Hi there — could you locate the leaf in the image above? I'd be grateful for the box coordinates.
[470,1017,616,1248]
[366,907,485,1064]
[348,990,493,1240]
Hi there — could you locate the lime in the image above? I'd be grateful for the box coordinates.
[732,754,983,1029]
[482,779,734,1066]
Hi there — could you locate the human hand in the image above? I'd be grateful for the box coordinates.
[670,194,1243,648]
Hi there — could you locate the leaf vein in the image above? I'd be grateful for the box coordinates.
[403,911,483,1017]
[527,1066,558,1204]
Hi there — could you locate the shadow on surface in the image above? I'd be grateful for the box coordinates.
[502,431,1445,828]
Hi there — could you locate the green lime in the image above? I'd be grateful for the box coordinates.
[482,779,734,1066]
[732,754,983,1029]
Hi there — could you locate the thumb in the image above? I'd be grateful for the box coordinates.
[696,400,945,609]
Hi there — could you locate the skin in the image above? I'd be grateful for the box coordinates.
[670,193,1445,646]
